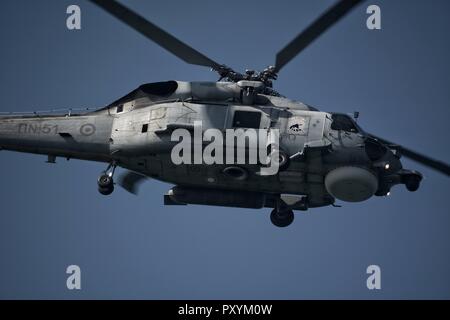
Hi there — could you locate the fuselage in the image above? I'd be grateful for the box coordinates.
[0,81,410,209]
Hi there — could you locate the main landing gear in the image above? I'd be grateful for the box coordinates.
[270,199,295,228]
[98,162,116,195]
[270,209,294,228]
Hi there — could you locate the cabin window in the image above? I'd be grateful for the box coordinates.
[331,114,359,133]
[116,105,124,113]
[141,124,148,133]
[233,111,261,129]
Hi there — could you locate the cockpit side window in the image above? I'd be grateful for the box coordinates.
[233,111,262,129]
[330,114,359,133]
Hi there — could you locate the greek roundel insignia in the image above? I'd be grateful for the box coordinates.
[80,123,96,136]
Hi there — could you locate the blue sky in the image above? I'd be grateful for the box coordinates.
[0,0,449,299]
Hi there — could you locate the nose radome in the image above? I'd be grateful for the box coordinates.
[325,166,378,202]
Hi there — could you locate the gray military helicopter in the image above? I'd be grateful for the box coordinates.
[0,0,449,227]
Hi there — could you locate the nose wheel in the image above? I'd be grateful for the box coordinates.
[98,162,116,195]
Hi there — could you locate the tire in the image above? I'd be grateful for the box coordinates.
[270,209,294,228]
[98,174,113,188]
[98,185,114,196]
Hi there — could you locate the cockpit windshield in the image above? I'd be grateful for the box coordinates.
[330,114,360,133]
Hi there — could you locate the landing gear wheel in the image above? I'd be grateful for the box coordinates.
[98,174,113,188]
[98,173,114,195]
[98,185,114,195]
[270,209,294,228]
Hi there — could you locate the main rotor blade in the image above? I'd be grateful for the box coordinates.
[118,171,149,195]
[90,0,221,69]
[275,0,364,72]
[369,134,450,176]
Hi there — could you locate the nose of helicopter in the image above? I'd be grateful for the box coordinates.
[384,149,403,173]
[372,145,423,196]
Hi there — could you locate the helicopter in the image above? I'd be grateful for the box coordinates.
[0,0,448,228]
